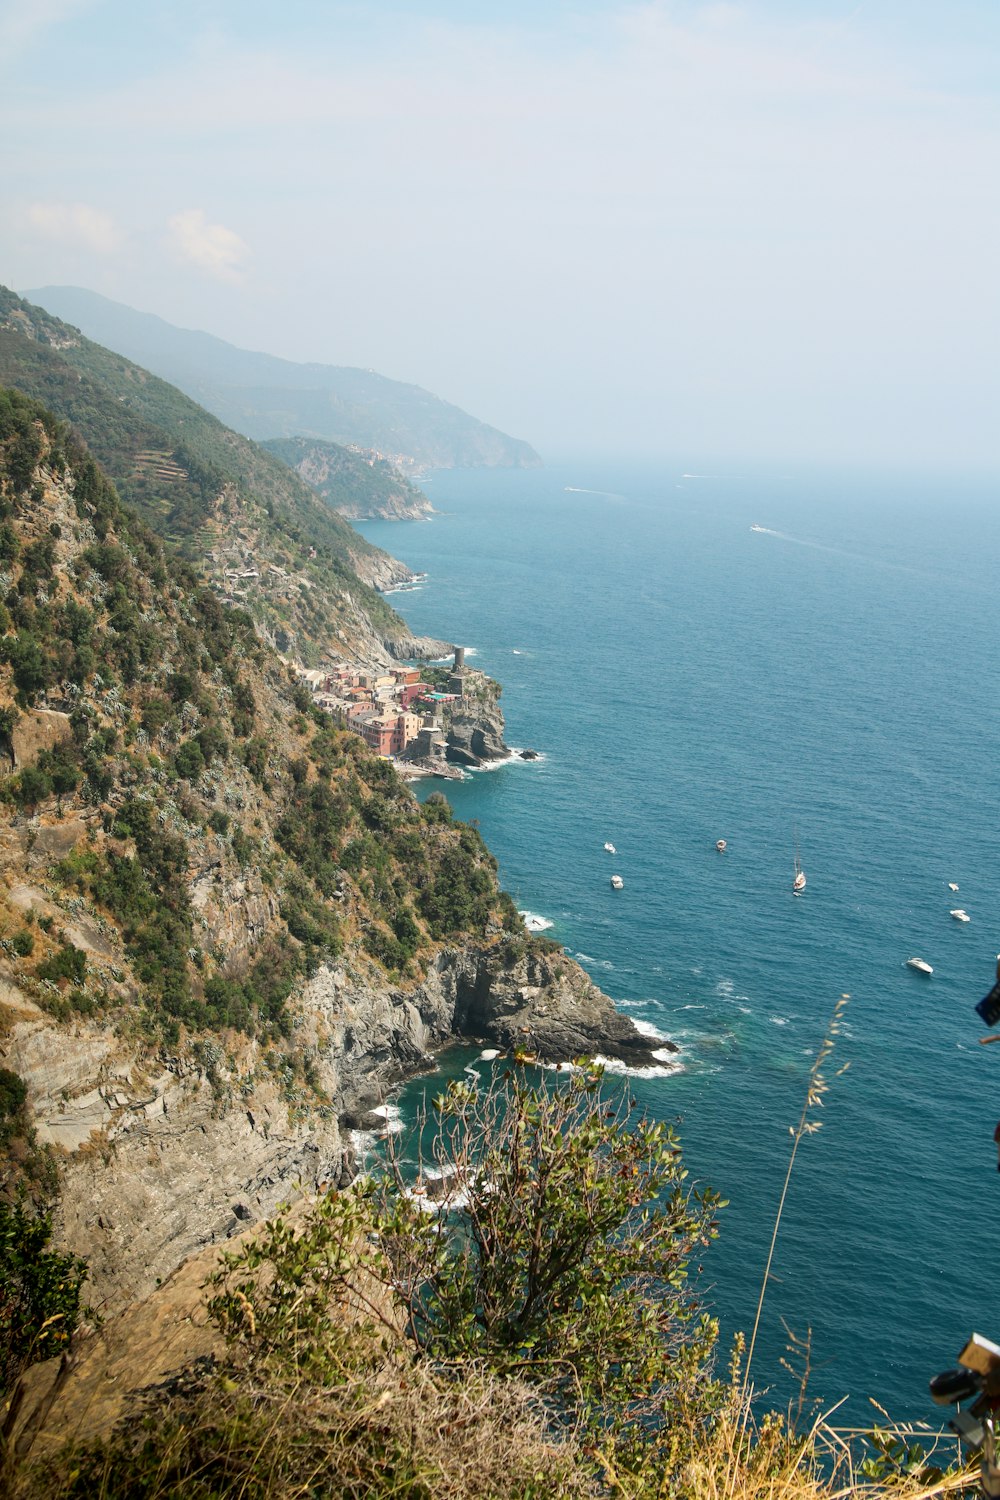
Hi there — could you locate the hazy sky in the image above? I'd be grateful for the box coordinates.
[2,0,998,467]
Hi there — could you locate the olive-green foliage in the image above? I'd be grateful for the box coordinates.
[0,384,530,1050]
[35,941,86,986]
[8,1071,731,1500]
[0,290,407,644]
[375,1067,724,1445]
[0,1066,57,1209]
[0,1067,29,1149]
[0,1202,87,1394]
[419,823,497,937]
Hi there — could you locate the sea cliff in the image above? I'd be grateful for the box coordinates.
[4,937,663,1312]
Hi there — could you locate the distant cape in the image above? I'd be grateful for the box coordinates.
[23,285,542,475]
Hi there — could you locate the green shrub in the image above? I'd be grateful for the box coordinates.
[0,1202,88,1393]
[174,738,205,781]
[374,1066,723,1436]
[36,941,87,986]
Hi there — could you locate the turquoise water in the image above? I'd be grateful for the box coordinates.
[356,459,1000,1423]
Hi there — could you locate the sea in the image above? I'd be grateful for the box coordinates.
[354,457,1000,1427]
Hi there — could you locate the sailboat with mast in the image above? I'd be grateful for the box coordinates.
[793,831,806,896]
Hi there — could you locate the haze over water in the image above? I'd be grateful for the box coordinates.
[358,459,1000,1424]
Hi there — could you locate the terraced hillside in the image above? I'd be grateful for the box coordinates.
[0,288,417,664]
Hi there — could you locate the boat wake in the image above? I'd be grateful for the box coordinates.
[748,525,924,576]
[563,486,626,501]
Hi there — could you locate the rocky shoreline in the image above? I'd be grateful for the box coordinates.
[3,937,666,1313]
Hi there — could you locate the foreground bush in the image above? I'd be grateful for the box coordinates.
[13,1067,961,1499]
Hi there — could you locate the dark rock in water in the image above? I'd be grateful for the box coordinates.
[339,1106,386,1131]
[337,1147,358,1189]
[424,1166,463,1201]
[519,748,539,760]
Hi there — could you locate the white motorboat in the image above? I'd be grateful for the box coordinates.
[906,957,934,974]
[950,909,971,923]
[610,874,624,890]
[604,842,616,853]
[948,882,960,892]
[716,839,727,853]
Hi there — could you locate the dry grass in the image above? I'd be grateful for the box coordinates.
[14,1349,595,1499]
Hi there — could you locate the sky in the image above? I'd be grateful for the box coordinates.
[1,0,999,468]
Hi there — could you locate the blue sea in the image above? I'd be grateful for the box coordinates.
[356,458,1000,1426]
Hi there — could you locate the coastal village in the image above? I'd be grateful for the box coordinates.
[293,645,474,776]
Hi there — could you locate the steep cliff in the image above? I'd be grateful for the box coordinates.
[0,287,419,667]
[0,391,658,1313]
[262,436,433,520]
[442,667,511,765]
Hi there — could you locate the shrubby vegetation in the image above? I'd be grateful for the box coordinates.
[0,288,405,645]
[8,1067,724,1498]
[4,1065,960,1499]
[0,1203,88,1397]
[0,388,522,1045]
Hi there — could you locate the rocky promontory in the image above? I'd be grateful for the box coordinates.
[440,665,511,766]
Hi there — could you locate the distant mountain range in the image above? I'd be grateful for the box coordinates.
[23,286,542,474]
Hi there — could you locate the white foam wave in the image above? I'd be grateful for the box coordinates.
[633,1018,671,1042]
[678,1003,707,1012]
[471,749,544,772]
[593,1053,684,1080]
[769,1017,790,1027]
[381,581,427,595]
[370,1103,404,1134]
[519,910,553,933]
[716,978,735,996]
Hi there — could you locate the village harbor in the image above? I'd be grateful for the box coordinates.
[293,646,537,778]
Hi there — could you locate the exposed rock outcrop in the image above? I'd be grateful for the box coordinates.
[441,669,510,765]
[2,938,663,1313]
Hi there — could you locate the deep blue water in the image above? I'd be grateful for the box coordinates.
[355,458,1000,1424]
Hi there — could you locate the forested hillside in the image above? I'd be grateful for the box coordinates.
[262,436,432,520]
[0,388,518,1193]
[0,289,415,663]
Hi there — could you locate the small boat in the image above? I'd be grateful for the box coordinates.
[950,909,971,923]
[906,957,934,974]
[793,830,806,894]
[948,882,960,893]
[610,874,624,890]
[750,523,766,533]
[716,839,727,853]
[604,842,616,854]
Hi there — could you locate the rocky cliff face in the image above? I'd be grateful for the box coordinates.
[262,437,434,521]
[440,668,511,766]
[2,936,663,1314]
[0,387,659,1329]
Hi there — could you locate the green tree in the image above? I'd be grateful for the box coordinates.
[375,1066,723,1427]
[0,1203,88,1393]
